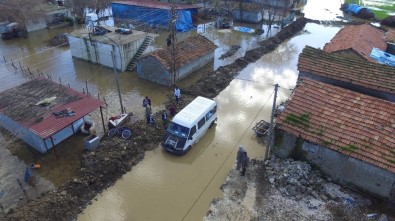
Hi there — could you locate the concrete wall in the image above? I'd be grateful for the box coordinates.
[26,17,47,32]
[137,57,169,85]
[299,71,395,103]
[67,35,144,72]
[274,130,395,199]
[233,11,262,23]
[137,51,215,86]
[272,129,297,158]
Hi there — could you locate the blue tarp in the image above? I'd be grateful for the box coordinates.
[111,3,195,32]
[345,4,370,14]
[370,48,395,67]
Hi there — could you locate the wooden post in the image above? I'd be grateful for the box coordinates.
[19,62,22,71]
[16,178,28,199]
[68,83,70,88]
[100,106,106,134]
[3,56,6,63]
[265,84,279,160]
[85,81,89,96]
[50,137,59,160]
[59,77,62,84]
[83,88,85,94]
[111,51,124,114]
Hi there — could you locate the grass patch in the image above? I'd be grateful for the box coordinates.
[285,112,310,129]
[386,158,395,164]
[322,140,333,146]
[341,144,359,152]
[344,0,394,20]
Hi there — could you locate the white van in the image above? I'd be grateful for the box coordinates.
[162,96,217,155]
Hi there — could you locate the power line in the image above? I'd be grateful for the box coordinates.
[181,88,275,220]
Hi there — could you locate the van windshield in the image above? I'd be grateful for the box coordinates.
[167,122,190,139]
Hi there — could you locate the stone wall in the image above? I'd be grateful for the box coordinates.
[274,130,395,199]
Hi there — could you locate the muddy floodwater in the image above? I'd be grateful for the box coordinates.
[0,0,373,219]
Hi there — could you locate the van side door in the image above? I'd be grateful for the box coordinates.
[195,117,207,142]
[188,125,197,145]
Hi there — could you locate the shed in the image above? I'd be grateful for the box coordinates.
[112,0,199,32]
[67,25,157,72]
[228,2,265,23]
[298,46,395,102]
[323,24,387,62]
[136,35,217,86]
[274,77,395,199]
[0,78,104,153]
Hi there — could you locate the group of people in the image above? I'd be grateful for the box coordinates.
[143,86,181,127]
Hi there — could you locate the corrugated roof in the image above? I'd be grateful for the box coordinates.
[323,24,386,62]
[298,46,395,94]
[0,78,104,139]
[146,35,217,70]
[112,0,199,10]
[276,78,395,173]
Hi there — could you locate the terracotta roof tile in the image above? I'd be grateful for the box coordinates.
[147,35,217,70]
[277,78,395,173]
[323,24,386,62]
[298,46,395,94]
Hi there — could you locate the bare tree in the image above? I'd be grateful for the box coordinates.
[260,0,291,36]
[0,0,47,27]
[65,0,112,18]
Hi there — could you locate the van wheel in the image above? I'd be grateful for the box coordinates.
[187,145,192,151]
[209,122,214,129]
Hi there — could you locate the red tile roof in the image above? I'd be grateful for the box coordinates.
[147,35,217,70]
[298,46,395,94]
[323,24,386,62]
[0,78,104,139]
[112,0,199,10]
[277,78,395,173]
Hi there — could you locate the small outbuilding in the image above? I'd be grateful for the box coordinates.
[274,77,395,200]
[323,23,387,62]
[67,25,157,72]
[136,35,217,86]
[0,78,104,154]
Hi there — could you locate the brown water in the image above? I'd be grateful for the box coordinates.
[0,0,347,218]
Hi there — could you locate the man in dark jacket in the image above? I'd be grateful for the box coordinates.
[236,145,249,176]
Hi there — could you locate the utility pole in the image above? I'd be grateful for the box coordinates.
[169,5,178,85]
[111,51,124,114]
[265,84,279,160]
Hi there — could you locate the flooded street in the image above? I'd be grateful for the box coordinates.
[0,0,365,219]
[78,3,344,221]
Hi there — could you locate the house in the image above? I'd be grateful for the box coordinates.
[323,24,387,62]
[230,2,265,23]
[298,46,395,102]
[136,35,217,86]
[26,2,71,32]
[111,0,199,32]
[274,77,395,199]
[0,78,104,154]
[67,25,157,72]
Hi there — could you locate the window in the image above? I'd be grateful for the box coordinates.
[189,126,196,139]
[198,117,206,129]
[168,122,190,139]
[206,105,217,120]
